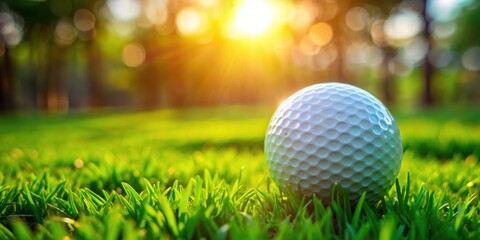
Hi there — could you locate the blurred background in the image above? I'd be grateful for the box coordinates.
[0,0,479,113]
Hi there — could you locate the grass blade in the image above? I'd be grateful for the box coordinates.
[157,193,179,237]
[0,223,15,240]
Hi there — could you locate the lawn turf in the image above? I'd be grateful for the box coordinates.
[0,106,479,239]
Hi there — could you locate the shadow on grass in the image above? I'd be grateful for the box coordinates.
[175,139,480,161]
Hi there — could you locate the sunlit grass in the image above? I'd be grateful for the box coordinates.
[0,106,479,239]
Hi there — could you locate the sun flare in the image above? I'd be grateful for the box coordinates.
[231,0,275,38]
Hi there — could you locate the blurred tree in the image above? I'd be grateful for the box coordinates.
[360,0,436,106]
[135,1,188,108]
[421,0,434,106]
[0,5,16,112]
[138,29,163,109]
[0,44,14,112]
[79,0,106,108]
[453,1,480,53]
[5,0,107,110]
[330,0,349,83]
[3,0,473,111]
[360,0,402,105]
[6,0,64,110]
[453,1,480,103]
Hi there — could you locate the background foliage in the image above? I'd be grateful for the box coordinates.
[0,0,479,112]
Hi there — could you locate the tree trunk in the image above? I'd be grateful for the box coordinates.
[86,39,104,108]
[140,57,161,109]
[31,24,50,110]
[45,44,69,111]
[422,0,434,106]
[167,40,187,108]
[335,37,346,83]
[0,46,15,112]
[331,0,349,83]
[140,32,162,109]
[84,4,106,109]
[381,47,396,105]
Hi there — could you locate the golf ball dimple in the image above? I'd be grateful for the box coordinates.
[264,82,403,203]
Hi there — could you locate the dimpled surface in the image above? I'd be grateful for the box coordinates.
[265,82,402,203]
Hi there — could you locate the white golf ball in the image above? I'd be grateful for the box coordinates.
[265,82,402,203]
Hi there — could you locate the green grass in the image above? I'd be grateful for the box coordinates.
[0,106,479,239]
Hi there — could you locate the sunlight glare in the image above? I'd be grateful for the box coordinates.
[176,7,206,36]
[232,0,275,37]
[384,10,423,42]
[107,0,140,21]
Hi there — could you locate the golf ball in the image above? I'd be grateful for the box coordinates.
[265,82,402,203]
